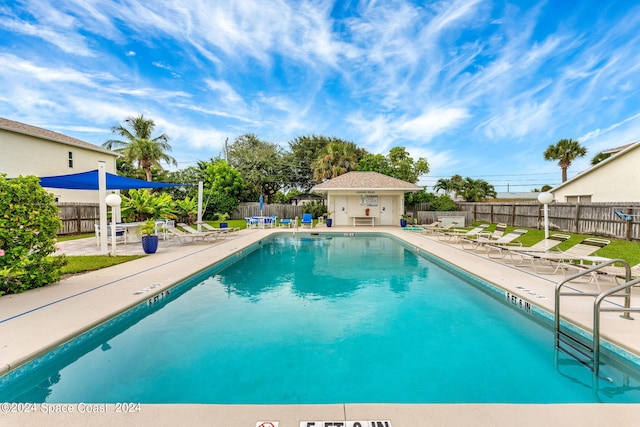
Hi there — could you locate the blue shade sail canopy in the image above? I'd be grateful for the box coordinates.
[37,170,182,190]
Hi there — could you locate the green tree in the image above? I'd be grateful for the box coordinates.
[311,141,362,182]
[227,134,287,203]
[543,138,587,182]
[359,147,429,183]
[200,159,244,218]
[387,147,429,183]
[591,151,611,165]
[0,175,66,295]
[286,135,340,191]
[104,115,177,182]
[163,166,203,200]
[459,177,497,202]
[357,153,392,176]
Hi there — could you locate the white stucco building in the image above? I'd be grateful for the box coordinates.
[311,171,421,226]
[0,117,118,202]
[551,141,640,203]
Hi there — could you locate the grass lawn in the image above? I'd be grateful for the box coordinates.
[61,255,144,275]
[56,220,248,276]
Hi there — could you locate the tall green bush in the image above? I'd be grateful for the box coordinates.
[303,200,327,218]
[0,175,66,295]
[174,197,198,224]
[120,189,175,222]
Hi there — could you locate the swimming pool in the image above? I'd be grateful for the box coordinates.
[1,234,640,403]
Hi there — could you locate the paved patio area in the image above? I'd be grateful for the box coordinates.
[2,226,640,426]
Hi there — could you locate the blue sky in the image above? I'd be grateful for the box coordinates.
[1,0,639,192]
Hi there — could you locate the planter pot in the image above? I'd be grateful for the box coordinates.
[326,218,333,227]
[141,235,159,254]
[219,222,228,229]
[400,219,407,227]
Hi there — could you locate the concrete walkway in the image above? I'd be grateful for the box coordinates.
[2,226,640,426]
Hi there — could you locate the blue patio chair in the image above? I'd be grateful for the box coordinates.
[245,217,259,229]
[301,213,313,228]
[278,218,292,228]
[263,216,276,228]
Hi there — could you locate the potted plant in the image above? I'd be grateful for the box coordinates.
[138,219,159,254]
[216,212,230,228]
[324,212,333,227]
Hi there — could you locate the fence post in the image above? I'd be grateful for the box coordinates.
[76,205,82,235]
[573,203,581,233]
[626,207,633,241]
[511,204,516,226]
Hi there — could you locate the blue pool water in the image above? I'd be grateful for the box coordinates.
[2,235,640,403]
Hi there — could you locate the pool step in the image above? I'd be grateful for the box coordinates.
[556,329,594,370]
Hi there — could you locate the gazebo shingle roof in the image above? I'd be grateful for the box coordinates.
[0,116,116,156]
[312,171,421,191]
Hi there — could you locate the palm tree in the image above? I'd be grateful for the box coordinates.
[312,142,359,182]
[543,138,587,182]
[103,115,177,181]
[459,178,496,202]
[433,174,463,197]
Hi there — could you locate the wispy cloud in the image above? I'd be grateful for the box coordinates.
[0,0,639,188]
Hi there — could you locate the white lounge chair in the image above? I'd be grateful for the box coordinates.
[438,223,488,242]
[199,222,240,237]
[594,262,640,283]
[488,233,570,260]
[462,228,528,253]
[517,237,611,274]
[177,223,220,241]
[167,227,208,244]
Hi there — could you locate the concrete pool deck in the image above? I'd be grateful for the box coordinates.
[1,226,640,426]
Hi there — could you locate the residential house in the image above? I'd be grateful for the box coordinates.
[551,140,640,203]
[0,117,118,203]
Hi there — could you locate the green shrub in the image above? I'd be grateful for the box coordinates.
[0,174,66,295]
[174,197,198,224]
[303,200,327,218]
[120,189,175,222]
[430,194,457,211]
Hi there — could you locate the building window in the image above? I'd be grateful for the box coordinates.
[566,195,592,203]
[579,195,592,203]
[68,151,73,168]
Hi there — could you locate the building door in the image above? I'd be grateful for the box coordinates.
[379,195,394,225]
[334,196,348,226]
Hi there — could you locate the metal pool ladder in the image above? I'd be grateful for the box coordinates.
[554,259,640,380]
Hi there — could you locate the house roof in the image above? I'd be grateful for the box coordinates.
[312,171,422,192]
[551,139,640,192]
[602,143,634,155]
[0,116,117,156]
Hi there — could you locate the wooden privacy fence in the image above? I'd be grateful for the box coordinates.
[56,203,100,235]
[55,201,640,241]
[55,202,309,235]
[233,203,305,220]
[457,202,640,241]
